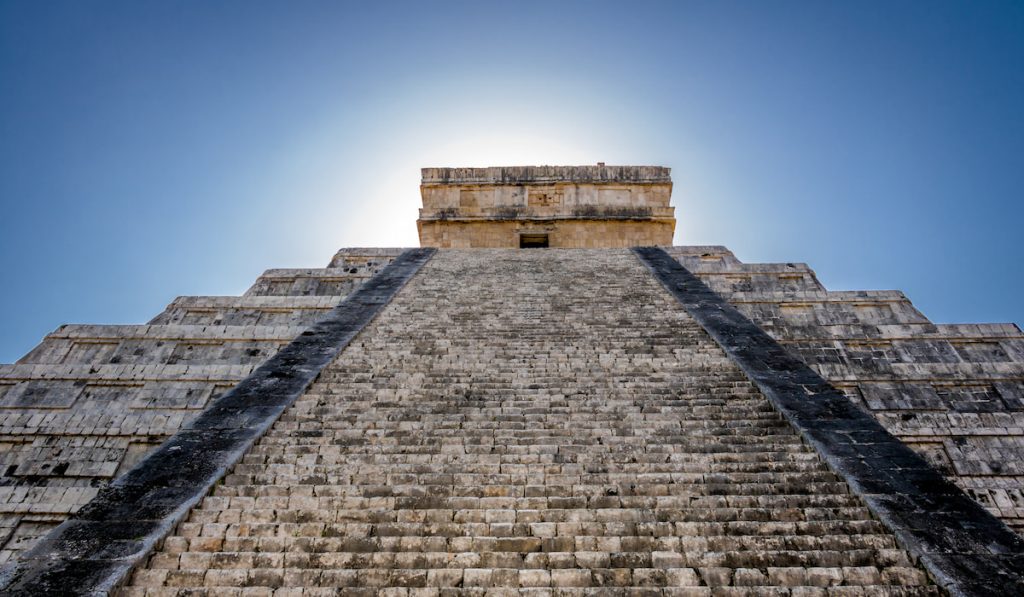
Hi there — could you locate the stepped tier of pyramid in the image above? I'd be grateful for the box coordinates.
[1,167,1022,595]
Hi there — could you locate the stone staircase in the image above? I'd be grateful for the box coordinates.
[121,249,936,595]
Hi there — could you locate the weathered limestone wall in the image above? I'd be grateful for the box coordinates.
[0,249,401,564]
[418,165,676,248]
[2,241,1021,588]
[122,249,934,594]
[418,219,675,249]
[666,246,1024,532]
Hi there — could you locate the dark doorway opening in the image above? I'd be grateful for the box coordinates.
[519,234,549,248]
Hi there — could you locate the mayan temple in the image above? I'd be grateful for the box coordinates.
[1,165,1023,596]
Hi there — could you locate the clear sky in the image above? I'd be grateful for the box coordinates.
[1,1,1022,362]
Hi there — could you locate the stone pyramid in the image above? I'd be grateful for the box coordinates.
[1,166,1022,595]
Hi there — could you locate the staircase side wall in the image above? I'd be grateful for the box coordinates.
[666,246,1024,533]
[0,251,399,563]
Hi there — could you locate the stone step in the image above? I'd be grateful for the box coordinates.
[185,509,880,528]
[130,565,932,588]
[17,324,301,366]
[201,493,861,508]
[121,588,943,597]
[168,519,893,544]
[144,540,912,570]
[125,566,934,590]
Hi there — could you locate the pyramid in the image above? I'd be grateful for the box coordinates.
[1,166,1022,595]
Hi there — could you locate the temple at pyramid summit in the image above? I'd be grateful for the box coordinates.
[1,165,1023,595]
[417,166,676,248]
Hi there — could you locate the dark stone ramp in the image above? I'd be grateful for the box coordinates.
[0,248,435,596]
[634,246,1024,597]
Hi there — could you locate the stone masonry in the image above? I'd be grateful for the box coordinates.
[1,165,1023,594]
[121,250,937,594]
[664,247,1024,534]
[0,249,402,565]
[417,166,675,248]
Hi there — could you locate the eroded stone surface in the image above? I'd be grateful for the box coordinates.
[1,239,1021,593]
[665,246,1024,534]
[0,249,432,595]
[0,250,401,564]
[637,246,1024,595]
[417,166,675,248]
[120,250,937,595]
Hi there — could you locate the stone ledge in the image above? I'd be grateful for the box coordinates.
[419,213,677,222]
[40,324,305,341]
[0,364,254,382]
[421,165,672,185]
[160,296,338,309]
[254,268,375,278]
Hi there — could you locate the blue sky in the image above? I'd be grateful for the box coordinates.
[1,1,1022,362]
